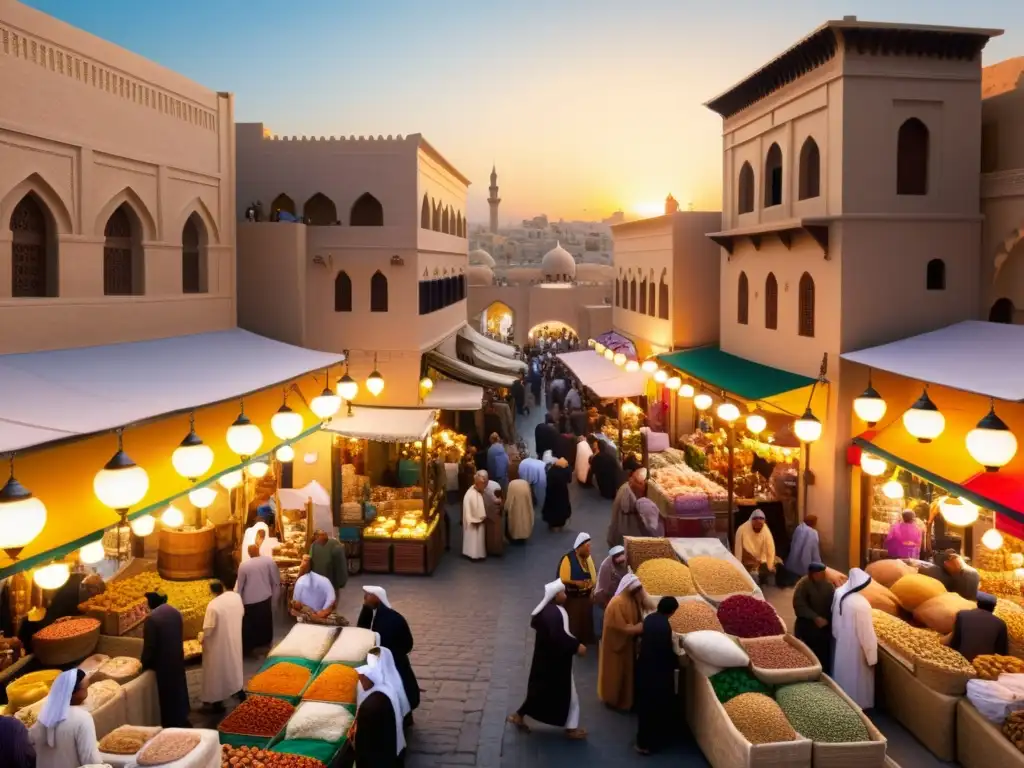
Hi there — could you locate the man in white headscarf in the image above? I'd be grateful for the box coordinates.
[598,573,648,711]
[831,568,878,709]
[354,662,405,767]
[734,509,779,586]
[462,470,488,561]
[241,521,277,562]
[507,580,587,739]
[368,646,411,720]
[558,532,597,644]
[594,545,629,608]
[358,586,420,725]
[29,668,101,768]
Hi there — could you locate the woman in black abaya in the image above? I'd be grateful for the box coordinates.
[635,597,680,754]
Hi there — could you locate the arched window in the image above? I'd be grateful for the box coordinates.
[456,212,464,238]
[458,274,466,299]
[639,277,648,314]
[350,193,384,226]
[10,193,54,297]
[798,272,815,338]
[737,162,754,215]
[419,281,429,314]
[990,298,1015,324]
[629,277,637,311]
[614,277,620,307]
[897,118,929,196]
[420,194,430,229]
[270,193,296,219]
[658,271,669,319]
[926,258,946,291]
[431,201,440,231]
[765,273,778,330]
[334,271,352,312]
[103,203,141,295]
[648,281,656,317]
[798,137,821,200]
[303,193,337,226]
[764,143,783,207]
[737,271,749,325]
[181,213,206,294]
[429,279,441,311]
[441,206,450,234]
[370,270,388,312]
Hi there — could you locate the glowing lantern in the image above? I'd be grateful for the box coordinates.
[679,383,695,398]
[653,369,668,384]
[853,384,887,427]
[161,505,184,528]
[311,387,342,420]
[625,359,640,373]
[604,348,615,361]
[419,377,434,392]
[982,527,1004,551]
[79,540,105,565]
[0,459,47,560]
[188,487,217,509]
[903,389,944,443]
[595,343,606,356]
[641,359,658,374]
[337,368,359,401]
[171,414,214,481]
[227,404,264,457]
[666,377,682,391]
[248,461,270,479]
[613,352,627,367]
[938,496,979,528]
[794,408,823,444]
[367,355,385,397]
[34,562,70,590]
[717,403,741,423]
[587,338,596,348]
[276,445,296,462]
[271,404,304,441]
[693,393,713,411]
[882,478,904,500]
[130,514,156,537]
[745,414,767,435]
[218,470,244,490]
[860,453,887,477]
[966,406,1018,472]
[94,435,149,512]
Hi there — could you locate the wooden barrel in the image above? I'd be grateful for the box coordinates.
[158,527,215,580]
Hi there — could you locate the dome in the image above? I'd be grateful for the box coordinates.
[468,248,496,268]
[467,265,494,286]
[541,241,576,282]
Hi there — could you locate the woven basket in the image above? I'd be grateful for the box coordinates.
[743,634,822,685]
[914,656,976,696]
[811,674,887,768]
[33,617,101,665]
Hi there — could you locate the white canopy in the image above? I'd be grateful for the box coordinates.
[841,321,1024,402]
[558,350,648,400]
[461,324,518,359]
[426,349,517,388]
[0,329,344,454]
[324,407,435,442]
[278,481,332,535]
[457,332,527,374]
[423,380,484,411]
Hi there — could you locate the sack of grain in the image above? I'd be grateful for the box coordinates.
[92,656,142,684]
[79,653,110,680]
[322,627,380,665]
[635,558,696,597]
[866,559,918,588]
[861,581,901,617]
[341,502,363,524]
[682,630,749,677]
[891,573,946,610]
[269,624,339,661]
[83,679,123,712]
[623,537,677,572]
[136,729,201,765]
[724,692,797,744]
[285,701,354,743]
[914,593,977,634]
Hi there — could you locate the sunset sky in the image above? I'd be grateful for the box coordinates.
[25,0,1024,224]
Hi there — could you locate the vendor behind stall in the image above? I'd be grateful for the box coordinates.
[917,549,981,600]
[309,529,348,608]
[734,509,779,586]
[943,592,1008,662]
[291,555,346,625]
[885,510,923,560]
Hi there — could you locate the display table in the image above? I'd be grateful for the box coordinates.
[100,728,221,768]
[877,647,958,761]
[392,519,445,575]
[957,699,1024,768]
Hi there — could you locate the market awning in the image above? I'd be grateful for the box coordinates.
[594,331,636,357]
[0,329,344,454]
[558,350,648,400]
[425,350,517,388]
[460,324,518,359]
[841,321,1024,402]
[456,331,527,374]
[324,407,435,442]
[422,380,484,411]
[657,346,816,402]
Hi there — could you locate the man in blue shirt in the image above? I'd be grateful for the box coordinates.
[784,514,821,587]
[487,432,510,496]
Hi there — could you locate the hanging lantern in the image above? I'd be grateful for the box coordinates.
[903,388,944,443]
[717,403,740,423]
[271,404,304,441]
[603,348,615,361]
[218,470,243,490]
[613,352,627,367]
[853,383,887,427]
[594,342,606,356]
[938,496,979,528]
[587,338,596,348]
[793,408,823,444]
[746,414,767,435]
[419,377,434,392]
[0,457,47,560]
[34,562,70,590]
[367,355,385,397]
[188,486,217,509]
[653,369,668,384]
[641,359,658,374]
[94,433,150,512]
[248,461,270,479]
[161,505,184,528]
[171,413,215,481]
[337,364,359,401]
[130,514,156,537]
[79,540,105,565]
[966,405,1018,472]
[693,393,713,411]
[982,527,1004,551]
[665,377,682,391]
[624,359,640,373]
[882,474,904,499]
[860,453,887,477]
[227,402,264,457]
[679,383,695,399]
[276,445,296,462]
[311,387,342,420]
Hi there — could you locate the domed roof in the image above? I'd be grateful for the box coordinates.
[468,248,496,268]
[467,265,494,286]
[541,241,576,281]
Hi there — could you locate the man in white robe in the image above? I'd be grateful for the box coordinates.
[29,668,101,768]
[462,470,488,561]
[201,577,245,710]
[831,567,878,709]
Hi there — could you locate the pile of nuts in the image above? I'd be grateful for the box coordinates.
[624,537,678,572]
[98,726,160,755]
[221,745,325,768]
[718,595,784,639]
[137,731,201,766]
[723,692,797,744]
[303,664,359,703]
[741,637,815,670]
[669,600,723,634]
[247,661,312,697]
[219,695,295,737]
[776,682,870,743]
[636,558,696,597]
[871,610,974,674]
[973,654,1024,680]
[996,601,1024,644]
[688,556,753,596]
[33,617,100,641]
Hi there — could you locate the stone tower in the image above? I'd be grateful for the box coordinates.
[488,165,501,233]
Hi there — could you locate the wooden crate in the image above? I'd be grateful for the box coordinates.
[361,539,392,573]
[393,540,427,575]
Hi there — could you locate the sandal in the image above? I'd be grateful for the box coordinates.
[507,714,531,733]
[565,727,588,740]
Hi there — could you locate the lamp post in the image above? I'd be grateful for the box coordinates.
[793,355,828,521]
[717,401,740,547]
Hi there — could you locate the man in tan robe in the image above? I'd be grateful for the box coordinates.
[597,573,649,711]
[505,479,534,543]
[606,470,648,547]
[483,480,505,557]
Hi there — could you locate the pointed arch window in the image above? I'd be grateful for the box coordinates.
[629,276,637,311]
[798,137,821,200]
[370,270,388,312]
[639,277,648,314]
[103,203,141,295]
[658,271,669,320]
[648,280,656,317]
[614,276,620,307]
[441,206,450,234]
[738,162,755,214]
[181,213,207,294]
[764,143,783,207]
[765,273,778,330]
[431,201,440,231]
[10,193,55,298]
[303,193,337,226]
[270,193,296,220]
[798,272,815,338]
[350,193,384,226]
[990,298,1015,324]
[897,118,929,196]
[334,270,352,312]
[737,271,749,325]
[926,259,946,291]
[420,194,431,229]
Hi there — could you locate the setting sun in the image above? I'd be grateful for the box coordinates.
[633,201,665,219]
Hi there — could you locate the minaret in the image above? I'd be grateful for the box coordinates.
[488,165,501,234]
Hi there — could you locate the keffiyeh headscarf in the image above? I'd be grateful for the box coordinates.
[363,586,391,608]
[615,572,642,597]
[532,579,566,616]
[38,669,82,747]
[368,646,410,717]
[835,567,872,616]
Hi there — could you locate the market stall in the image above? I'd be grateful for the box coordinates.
[557,349,649,453]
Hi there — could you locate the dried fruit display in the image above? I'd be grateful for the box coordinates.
[973,654,1024,680]
[669,600,723,634]
[247,661,312,697]
[776,682,870,743]
[871,609,974,674]
[219,695,295,737]
[303,664,359,703]
[221,745,325,768]
[718,595,784,638]
[1004,710,1024,752]
[137,730,201,765]
[33,617,100,641]
[624,538,678,572]
[79,571,213,637]
[636,558,696,596]
[723,692,797,744]
[688,556,753,597]
[741,637,815,669]
[98,726,162,755]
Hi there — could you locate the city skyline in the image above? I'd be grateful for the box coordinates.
[24,0,1024,223]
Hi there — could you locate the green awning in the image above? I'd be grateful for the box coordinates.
[656,346,815,401]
